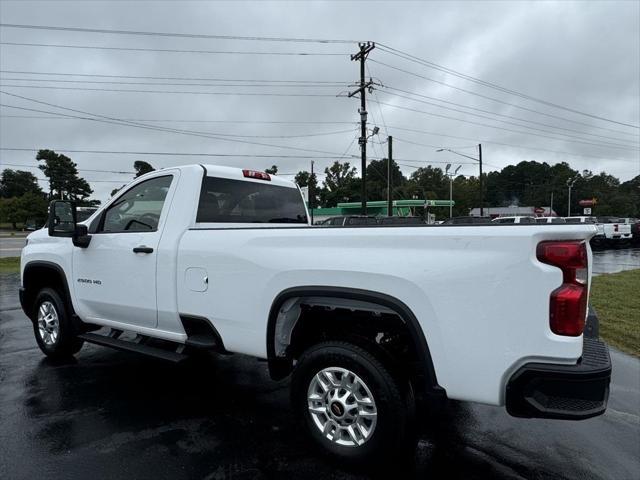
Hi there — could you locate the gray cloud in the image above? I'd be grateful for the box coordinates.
[0,0,638,202]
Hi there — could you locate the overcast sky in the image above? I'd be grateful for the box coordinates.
[0,0,638,202]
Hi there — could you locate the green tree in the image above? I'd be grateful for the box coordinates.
[320,161,359,207]
[36,149,93,201]
[618,175,640,217]
[294,170,318,190]
[294,170,319,208]
[365,158,407,202]
[134,160,155,177]
[265,165,278,174]
[0,169,42,198]
[0,192,48,229]
[406,165,447,200]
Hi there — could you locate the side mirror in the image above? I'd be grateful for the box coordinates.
[72,224,91,248]
[48,200,92,248]
[48,200,76,237]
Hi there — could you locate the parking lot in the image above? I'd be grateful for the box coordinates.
[0,266,638,480]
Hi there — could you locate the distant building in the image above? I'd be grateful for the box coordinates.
[469,206,558,218]
[311,199,453,223]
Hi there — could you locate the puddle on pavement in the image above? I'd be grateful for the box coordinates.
[592,247,640,275]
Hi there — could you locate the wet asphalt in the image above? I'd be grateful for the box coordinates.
[1,270,639,479]
[592,246,640,275]
[0,233,27,259]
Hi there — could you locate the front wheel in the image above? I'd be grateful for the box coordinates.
[291,341,415,467]
[33,288,84,359]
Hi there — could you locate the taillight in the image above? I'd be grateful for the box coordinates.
[537,241,588,336]
[242,169,271,181]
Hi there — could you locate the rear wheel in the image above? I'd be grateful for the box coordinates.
[33,288,84,359]
[291,341,415,467]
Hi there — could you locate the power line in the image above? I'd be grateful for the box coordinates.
[366,64,390,138]
[372,156,475,165]
[0,104,355,140]
[32,176,125,184]
[381,86,638,146]
[0,41,349,56]
[0,23,357,44]
[0,96,357,158]
[0,162,135,174]
[382,124,638,161]
[0,77,348,88]
[0,84,340,97]
[376,44,639,129]
[0,69,349,83]
[0,90,356,155]
[369,98,639,153]
[370,59,639,138]
[379,90,638,151]
[0,147,355,159]
[0,115,356,125]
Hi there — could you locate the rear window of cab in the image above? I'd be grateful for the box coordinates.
[196,176,308,224]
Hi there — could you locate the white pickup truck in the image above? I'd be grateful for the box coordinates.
[565,216,632,247]
[20,164,611,465]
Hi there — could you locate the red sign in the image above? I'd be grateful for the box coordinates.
[579,198,597,207]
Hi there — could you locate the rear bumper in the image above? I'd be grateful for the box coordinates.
[505,335,611,420]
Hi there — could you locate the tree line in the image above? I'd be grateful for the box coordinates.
[1,148,638,229]
[0,148,156,229]
[290,158,639,219]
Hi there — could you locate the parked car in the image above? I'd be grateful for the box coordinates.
[619,218,640,244]
[491,216,537,224]
[535,217,566,224]
[440,216,492,225]
[377,216,425,225]
[595,217,632,246]
[565,216,606,247]
[20,165,611,466]
[564,216,631,248]
[318,215,378,226]
[23,218,42,231]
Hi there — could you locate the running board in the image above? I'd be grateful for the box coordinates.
[78,332,188,363]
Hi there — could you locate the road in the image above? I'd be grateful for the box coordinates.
[0,273,638,480]
[0,233,27,258]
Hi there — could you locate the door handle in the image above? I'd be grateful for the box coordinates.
[133,246,154,254]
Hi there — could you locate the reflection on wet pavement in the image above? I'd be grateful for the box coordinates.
[592,247,640,275]
[1,248,639,479]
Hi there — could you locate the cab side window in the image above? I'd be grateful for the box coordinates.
[99,176,173,233]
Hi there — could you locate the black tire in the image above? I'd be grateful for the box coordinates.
[32,288,84,359]
[291,341,416,468]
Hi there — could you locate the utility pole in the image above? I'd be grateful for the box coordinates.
[387,135,393,216]
[567,176,578,216]
[550,191,554,216]
[478,143,483,217]
[310,160,314,225]
[349,42,375,215]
